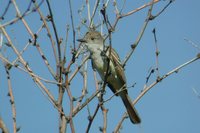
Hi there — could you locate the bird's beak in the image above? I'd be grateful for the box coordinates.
[77,38,87,43]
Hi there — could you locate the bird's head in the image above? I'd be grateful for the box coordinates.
[77,31,104,45]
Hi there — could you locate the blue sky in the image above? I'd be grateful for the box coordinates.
[0,0,200,133]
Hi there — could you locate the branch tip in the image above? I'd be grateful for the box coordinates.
[6,63,12,70]
[16,127,21,132]
[87,115,92,121]
[156,76,162,82]
[72,97,77,101]
[197,53,200,59]
[131,44,136,50]
[149,15,155,20]
[152,28,156,33]
[7,92,10,97]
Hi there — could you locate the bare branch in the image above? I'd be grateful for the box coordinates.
[99,105,108,133]
[68,55,90,83]
[86,104,100,133]
[134,54,200,108]
[4,64,18,133]
[11,0,34,37]
[90,0,100,27]
[122,0,155,67]
[0,117,9,133]
[152,28,160,78]
[117,54,200,127]
[33,1,59,65]
[121,0,160,18]
[1,1,199,132]
[184,38,200,51]
[68,0,76,50]
[113,116,126,133]
[72,89,101,117]
[112,0,160,30]
[0,23,63,115]
[152,0,174,19]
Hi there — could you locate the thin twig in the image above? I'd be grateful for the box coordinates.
[0,54,60,85]
[86,104,100,133]
[153,0,174,19]
[64,69,75,133]
[0,0,45,27]
[100,105,108,133]
[116,54,200,130]
[68,0,76,50]
[45,1,65,132]
[114,1,161,130]
[63,24,70,62]
[93,70,100,91]
[67,93,75,132]
[46,0,62,60]
[122,0,159,18]
[35,43,57,79]
[0,0,12,20]
[103,85,126,103]
[100,2,112,96]
[0,23,59,115]
[46,3,63,109]
[0,1,44,28]
[86,0,91,25]
[33,1,59,65]
[68,55,90,83]
[12,0,57,81]
[145,68,155,84]
[73,57,89,111]
[4,64,18,133]
[12,39,31,65]
[152,28,160,79]
[0,117,9,133]
[134,54,200,106]
[112,0,160,30]
[72,89,101,117]
[113,0,120,15]
[113,116,126,133]
[122,0,155,67]
[184,38,200,51]
[11,0,34,37]
[90,0,100,27]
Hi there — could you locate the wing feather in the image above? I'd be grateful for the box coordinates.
[106,46,127,86]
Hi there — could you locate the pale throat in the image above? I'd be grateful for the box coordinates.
[86,42,107,78]
[86,42,119,83]
[87,42,104,63]
[86,42,103,53]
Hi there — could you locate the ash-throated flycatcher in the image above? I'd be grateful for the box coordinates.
[77,31,141,124]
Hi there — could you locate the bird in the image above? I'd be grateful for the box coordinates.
[77,30,141,124]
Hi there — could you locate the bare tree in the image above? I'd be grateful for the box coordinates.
[0,0,199,133]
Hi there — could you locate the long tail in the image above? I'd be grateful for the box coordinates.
[120,93,141,124]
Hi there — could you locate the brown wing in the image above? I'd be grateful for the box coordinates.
[106,46,127,86]
[106,47,141,124]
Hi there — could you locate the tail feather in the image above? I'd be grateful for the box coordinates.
[120,93,141,124]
